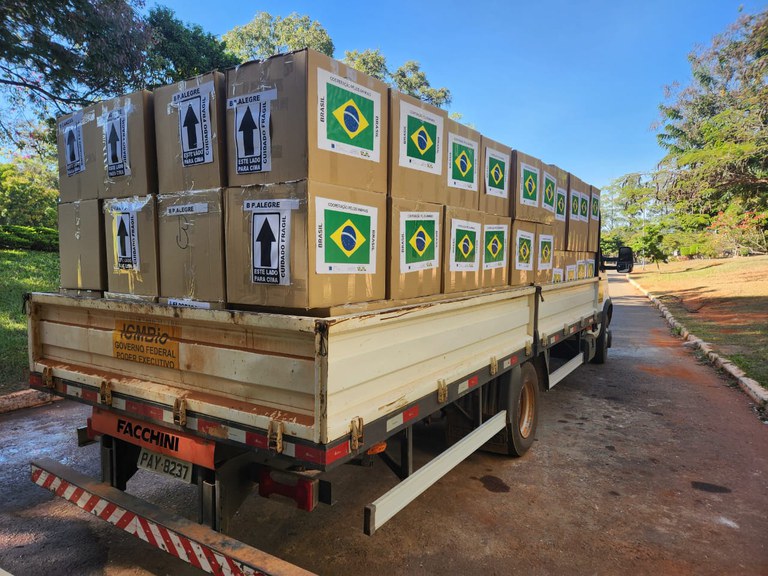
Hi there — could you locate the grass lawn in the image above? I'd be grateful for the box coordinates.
[631,255,768,389]
[0,249,59,395]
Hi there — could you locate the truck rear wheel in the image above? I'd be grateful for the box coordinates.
[505,362,540,456]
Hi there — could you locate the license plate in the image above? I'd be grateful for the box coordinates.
[137,448,193,484]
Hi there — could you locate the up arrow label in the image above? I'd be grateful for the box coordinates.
[117,216,129,257]
[108,124,120,163]
[238,105,257,157]
[67,130,77,162]
[183,104,199,149]
[256,218,276,268]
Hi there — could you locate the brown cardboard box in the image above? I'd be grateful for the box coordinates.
[564,251,578,282]
[388,91,446,203]
[226,181,386,309]
[225,50,388,193]
[511,150,544,223]
[58,200,107,290]
[482,213,511,288]
[103,196,159,297]
[552,250,566,284]
[480,137,511,216]
[549,164,569,250]
[536,223,554,284]
[443,207,483,293]
[94,90,157,199]
[154,72,227,194]
[510,220,537,286]
[567,174,589,251]
[388,197,443,299]
[588,185,601,252]
[445,120,481,209]
[158,189,225,305]
[57,104,101,202]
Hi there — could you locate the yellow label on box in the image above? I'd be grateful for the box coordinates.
[113,319,180,369]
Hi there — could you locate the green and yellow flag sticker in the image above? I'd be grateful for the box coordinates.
[398,101,443,175]
[579,194,589,221]
[485,148,510,198]
[483,224,508,270]
[555,188,567,222]
[538,233,553,270]
[316,197,377,274]
[515,229,534,271]
[400,211,439,272]
[520,163,539,208]
[317,69,380,162]
[449,219,481,271]
[570,189,580,220]
[448,133,478,191]
[591,193,600,221]
[542,172,556,213]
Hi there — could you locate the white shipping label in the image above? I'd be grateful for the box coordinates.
[167,299,211,309]
[542,172,556,213]
[485,148,510,199]
[398,100,443,175]
[591,192,600,222]
[165,203,209,217]
[449,219,481,272]
[315,197,378,274]
[247,199,295,286]
[515,229,535,271]
[538,234,554,270]
[399,211,440,272]
[570,189,581,221]
[60,112,85,176]
[316,68,381,162]
[483,224,508,270]
[113,211,140,271]
[173,81,214,166]
[566,264,577,282]
[519,162,540,208]
[555,188,568,222]
[105,107,131,178]
[447,132,479,192]
[228,89,277,174]
[552,268,564,284]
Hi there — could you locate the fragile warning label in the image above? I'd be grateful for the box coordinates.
[173,81,214,167]
[228,89,276,174]
[113,320,180,370]
[114,211,140,270]
[60,113,85,177]
[105,107,130,178]
[244,199,296,285]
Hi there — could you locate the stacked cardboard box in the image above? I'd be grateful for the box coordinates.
[224,50,389,309]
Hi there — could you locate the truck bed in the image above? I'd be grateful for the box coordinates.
[27,278,602,470]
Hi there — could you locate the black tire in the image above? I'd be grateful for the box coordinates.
[591,324,608,364]
[504,362,540,456]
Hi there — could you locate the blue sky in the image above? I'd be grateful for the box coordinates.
[150,0,763,188]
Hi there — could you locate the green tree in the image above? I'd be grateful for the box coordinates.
[0,156,58,228]
[222,12,334,62]
[657,8,768,211]
[391,61,451,107]
[632,224,668,269]
[143,7,239,87]
[343,49,388,81]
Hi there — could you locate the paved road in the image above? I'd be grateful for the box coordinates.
[1,274,766,575]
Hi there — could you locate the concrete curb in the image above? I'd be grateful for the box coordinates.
[0,389,60,414]
[627,276,768,408]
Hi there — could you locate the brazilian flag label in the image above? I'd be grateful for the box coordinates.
[449,218,481,272]
[579,194,589,222]
[400,211,440,272]
[577,260,587,279]
[447,132,478,192]
[542,172,556,213]
[317,69,381,162]
[398,100,443,175]
[483,224,508,270]
[587,260,595,277]
[515,229,534,271]
[565,265,577,282]
[552,268,564,284]
[570,189,580,222]
[555,188,567,222]
[538,233,553,271]
[485,148,510,198]
[315,197,378,274]
[590,192,600,222]
[519,162,539,208]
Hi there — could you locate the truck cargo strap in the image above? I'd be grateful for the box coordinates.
[30,458,315,576]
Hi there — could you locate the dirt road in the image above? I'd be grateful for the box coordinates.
[1,274,766,575]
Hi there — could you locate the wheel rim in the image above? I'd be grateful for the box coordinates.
[518,376,536,439]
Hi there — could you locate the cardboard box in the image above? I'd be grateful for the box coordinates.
[388,91,446,204]
[511,150,545,223]
[482,213,511,288]
[567,174,589,251]
[388,197,443,299]
[536,224,554,284]
[154,72,227,194]
[480,136,511,216]
[510,220,537,286]
[158,189,225,304]
[445,120,481,209]
[588,185,601,252]
[103,196,159,297]
[225,50,388,193]
[93,90,157,199]
[58,200,107,290]
[549,164,569,250]
[57,104,101,202]
[226,181,386,309]
[443,207,483,293]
